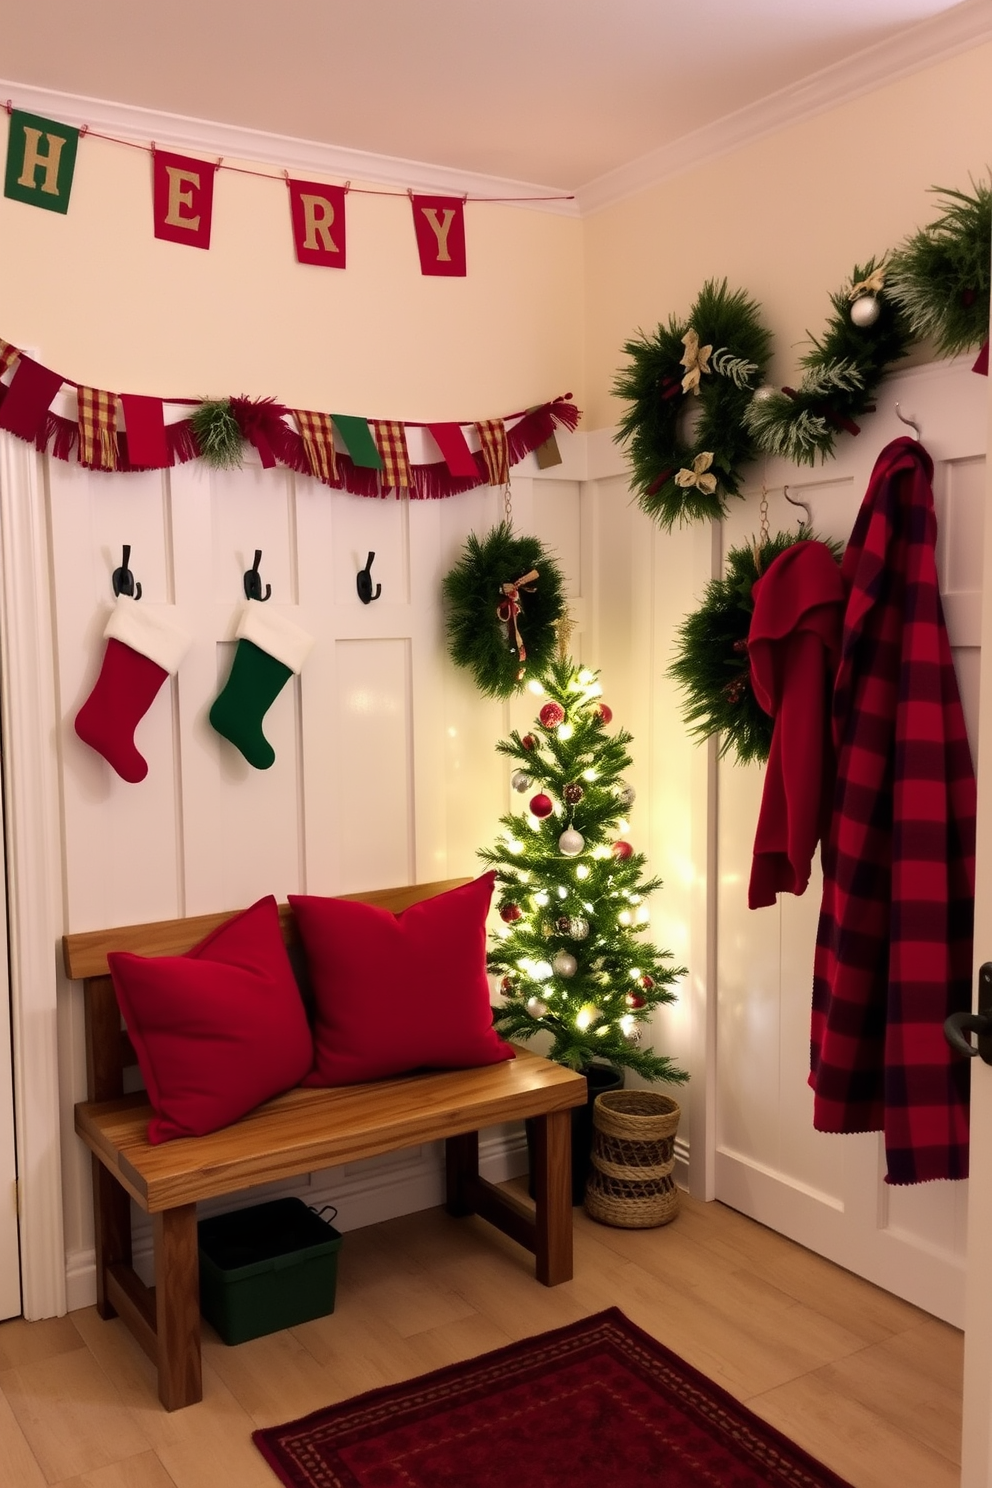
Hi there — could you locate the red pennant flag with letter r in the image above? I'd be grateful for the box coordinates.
[411,195,467,277]
[288,180,347,268]
[153,150,217,249]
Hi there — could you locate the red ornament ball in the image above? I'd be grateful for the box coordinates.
[529,793,554,819]
[521,733,537,751]
[640,974,655,991]
[563,782,584,805]
[625,991,647,1010]
[499,902,522,923]
[501,976,515,994]
[611,840,633,861]
[539,701,565,729]
[595,702,613,725]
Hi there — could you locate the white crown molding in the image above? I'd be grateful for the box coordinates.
[577,0,992,215]
[0,78,581,218]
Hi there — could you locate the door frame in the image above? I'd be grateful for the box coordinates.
[0,433,66,1319]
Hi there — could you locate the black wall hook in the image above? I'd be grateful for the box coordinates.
[243,550,272,602]
[356,551,381,604]
[111,545,142,601]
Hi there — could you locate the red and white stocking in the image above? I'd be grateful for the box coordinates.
[74,597,190,783]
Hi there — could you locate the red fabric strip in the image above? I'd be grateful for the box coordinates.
[120,394,171,469]
[427,421,478,478]
[0,357,63,441]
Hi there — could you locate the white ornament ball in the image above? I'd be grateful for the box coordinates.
[616,781,636,810]
[570,916,590,940]
[552,950,578,978]
[558,827,585,857]
[850,294,881,328]
[527,996,549,1018]
[510,770,532,793]
[752,384,777,403]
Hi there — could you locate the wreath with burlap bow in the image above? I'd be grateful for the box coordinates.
[442,523,567,698]
[613,280,772,530]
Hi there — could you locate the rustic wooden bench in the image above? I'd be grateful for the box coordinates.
[64,878,587,1411]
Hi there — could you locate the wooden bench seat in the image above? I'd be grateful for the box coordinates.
[65,880,587,1411]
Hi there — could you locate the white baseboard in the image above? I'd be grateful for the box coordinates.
[64,1127,529,1314]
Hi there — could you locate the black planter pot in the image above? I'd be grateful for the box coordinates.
[526,1062,625,1206]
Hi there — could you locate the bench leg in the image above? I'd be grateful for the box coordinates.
[445,1131,479,1216]
[92,1156,132,1320]
[531,1109,573,1286]
[153,1206,202,1410]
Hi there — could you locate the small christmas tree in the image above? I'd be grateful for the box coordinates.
[482,655,688,1084]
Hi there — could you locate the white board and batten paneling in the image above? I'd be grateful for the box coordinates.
[714,358,987,1326]
[48,434,589,1308]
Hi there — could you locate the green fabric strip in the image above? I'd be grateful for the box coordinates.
[332,415,383,469]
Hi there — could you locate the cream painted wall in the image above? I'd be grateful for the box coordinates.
[583,40,992,428]
[0,143,585,419]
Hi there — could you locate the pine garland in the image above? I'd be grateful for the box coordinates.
[744,258,913,467]
[442,523,567,698]
[189,399,245,469]
[887,181,992,356]
[668,529,842,766]
[613,279,772,530]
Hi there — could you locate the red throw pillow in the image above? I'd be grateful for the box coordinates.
[108,896,314,1144]
[289,872,514,1085]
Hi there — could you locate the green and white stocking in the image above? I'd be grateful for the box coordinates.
[209,601,313,769]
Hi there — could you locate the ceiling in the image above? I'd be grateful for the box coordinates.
[2,0,984,191]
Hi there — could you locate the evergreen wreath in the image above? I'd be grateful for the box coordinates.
[613,279,772,530]
[442,522,567,699]
[668,528,842,766]
[887,180,991,357]
[744,257,913,466]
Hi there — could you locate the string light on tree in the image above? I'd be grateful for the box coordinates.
[480,653,689,1083]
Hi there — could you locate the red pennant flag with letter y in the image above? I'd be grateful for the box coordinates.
[411,195,467,276]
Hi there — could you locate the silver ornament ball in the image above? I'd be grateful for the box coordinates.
[850,294,881,328]
[570,916,590,940]
[527,996,549,1018]
[616,781,636,809]
[558,827,585,857]
[510,770,532,793]
[751,384,777,404]
[552,951,578,978]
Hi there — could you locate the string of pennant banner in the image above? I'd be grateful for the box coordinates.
[0,332,581,496]
[3,105,575,275]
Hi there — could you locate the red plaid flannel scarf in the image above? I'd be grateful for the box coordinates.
[77,387,120,471]
[293,409,339,485]
[0,338,19,376]
[475,418,509,487]
[371,420,413,490]
[811,437,975,1184]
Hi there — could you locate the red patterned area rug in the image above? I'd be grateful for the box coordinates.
[253,1307,855,1487]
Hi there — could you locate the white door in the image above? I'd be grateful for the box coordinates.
[714,358,987,1326]
[0,881,20,1320]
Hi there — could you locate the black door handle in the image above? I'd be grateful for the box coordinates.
[944,962,992,1064]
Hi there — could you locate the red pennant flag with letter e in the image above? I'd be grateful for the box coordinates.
[288,180,347,268]
[411,195,467,276]
[153,150,217,249]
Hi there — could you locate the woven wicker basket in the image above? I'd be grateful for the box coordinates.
[584,1090,681,1229]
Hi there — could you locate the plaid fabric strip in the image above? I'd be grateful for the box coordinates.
[372,420,413,490]
[0,338,20,376]
[811,436,974,1184]
[77,387,120,471]
[475,418,509,487]
[293,409,339,484]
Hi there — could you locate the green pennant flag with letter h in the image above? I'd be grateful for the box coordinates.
[5,110,79,213]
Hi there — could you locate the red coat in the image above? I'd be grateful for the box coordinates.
[747,541,845,910]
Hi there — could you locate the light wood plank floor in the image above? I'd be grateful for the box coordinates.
[0,1188,962,1488]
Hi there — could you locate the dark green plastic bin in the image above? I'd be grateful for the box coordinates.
[198,1197,342,1346]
